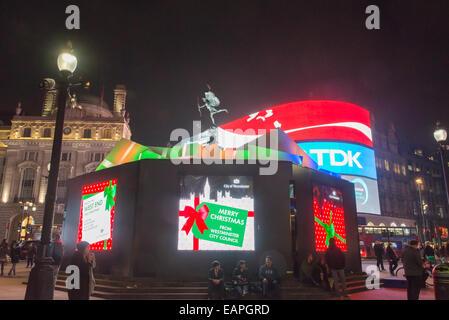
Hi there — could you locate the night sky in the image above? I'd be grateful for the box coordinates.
[1,1,448,150]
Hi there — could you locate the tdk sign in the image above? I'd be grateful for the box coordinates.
[308,149,362,168]
[298,141,377,179]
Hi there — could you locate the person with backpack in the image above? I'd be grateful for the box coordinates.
[325,237,348,298]
[48,233,64,286]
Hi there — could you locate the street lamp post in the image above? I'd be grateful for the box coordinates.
[415,178,427,242]
[434,122,449,245]
[25,45,77,300]
[434,123,449,207]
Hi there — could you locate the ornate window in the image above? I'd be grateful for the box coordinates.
[20,168,36,200]
[56,166,70,203]
[104,128,112,139]
[23,128,31,138]
[43,128,52,138]
[83,129,92,139]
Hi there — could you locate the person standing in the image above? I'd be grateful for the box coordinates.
[208,260,225,300]
[402,240,425,300]
[259,256,281,298]
[325,237,348,298]
[386,243,399,276]
[374,241,385,271]
[26,243,36,268]
[48,233,64,286]
[0,239,8,276]
[67,241,96,300]
[8,241,20,277]
[232,260,249,297]
[423,241,435,268]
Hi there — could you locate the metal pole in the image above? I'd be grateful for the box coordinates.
[439,146,449,207]
[25,78,69,300]
[417,186,426,242]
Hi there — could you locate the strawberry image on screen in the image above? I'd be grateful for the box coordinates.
[313,184,347,252]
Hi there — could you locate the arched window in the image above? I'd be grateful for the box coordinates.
[20,168,35,200]
[367,222,374,226]
[104,128,112,139]
[379,223,386,227]
[390,222,397,227]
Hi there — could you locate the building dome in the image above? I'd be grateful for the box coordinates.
[77,93,110,109]
[76,93,113,118]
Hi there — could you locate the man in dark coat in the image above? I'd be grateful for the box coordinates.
[259,256,280,298]
[402,240,425,300]
[374,241,385,271]
[386,243,399,276]
[325,238,348,298]
[208,260,225,300]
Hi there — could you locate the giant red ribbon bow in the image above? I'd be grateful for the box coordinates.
[180,203,209,235]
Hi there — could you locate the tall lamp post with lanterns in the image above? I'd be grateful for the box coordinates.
[25,44,78,300]
[434,122,449,244]
[434,122,449,207]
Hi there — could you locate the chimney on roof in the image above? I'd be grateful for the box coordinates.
[113,85,127,116]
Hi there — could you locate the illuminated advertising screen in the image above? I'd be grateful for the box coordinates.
[313,184,347,252]
[220,100,373,147]
[298,141,377,179]
[341,175,381,215]
[77,180,117,251]
[220,100,381,215]
[178,176,255,251]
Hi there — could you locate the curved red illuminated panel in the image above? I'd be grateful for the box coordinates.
[220,100,373,147]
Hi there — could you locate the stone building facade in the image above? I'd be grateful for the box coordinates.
[0,85,131,243]
[359,119,449,243]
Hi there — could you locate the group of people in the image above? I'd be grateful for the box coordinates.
[373,239,448,300]
[208,256,281,299]
[374,240,448,276]
[0,239,28,277]
[373,241,400,276]
[299,238,349,298]
[0,234,63,279]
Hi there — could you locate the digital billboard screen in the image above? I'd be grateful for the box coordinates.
[77,179,117,251]
[178,176,255,251]
[341,175,381,215]
[313,184,347,252]
[298,141,377,179]
[220,100,381,215]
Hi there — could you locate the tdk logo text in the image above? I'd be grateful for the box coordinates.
[309,149,362,168]
[298,141,377,180]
